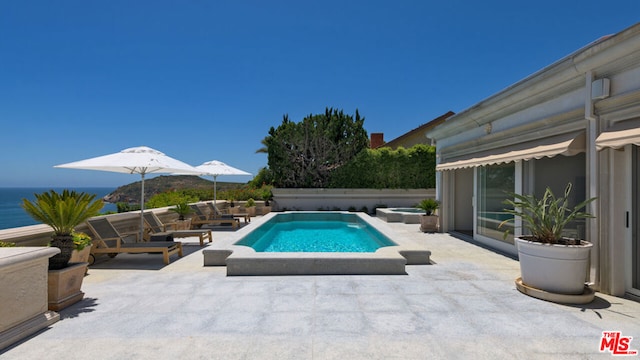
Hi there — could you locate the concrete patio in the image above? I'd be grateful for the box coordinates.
[2,218,639,359]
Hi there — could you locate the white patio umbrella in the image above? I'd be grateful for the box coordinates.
[54,146,202,240]
[194,160,251,206]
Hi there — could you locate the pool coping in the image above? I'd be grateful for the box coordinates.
[202,211,431,275]
[376,207,423,224]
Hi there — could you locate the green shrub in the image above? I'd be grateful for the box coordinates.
[329,144,436,188]
[146,191,199,209]
[117,202,140,213]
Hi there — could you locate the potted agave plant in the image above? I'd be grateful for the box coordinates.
[417,198,439,232]
[22,190,103,310]
[499,183,596,297]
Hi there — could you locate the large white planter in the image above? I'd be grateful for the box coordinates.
[516,237,592,295]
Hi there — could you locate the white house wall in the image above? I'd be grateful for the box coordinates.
[428,23,640,297]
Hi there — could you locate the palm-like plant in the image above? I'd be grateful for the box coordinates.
[169,202,193,221]
[22,190,103,269]
[416,198,439,216]
[499,183,596,244]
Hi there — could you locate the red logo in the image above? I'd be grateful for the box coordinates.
[600,331,638,356]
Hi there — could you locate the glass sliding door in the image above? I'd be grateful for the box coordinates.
[633,146,640,290]
[476,163,515,243]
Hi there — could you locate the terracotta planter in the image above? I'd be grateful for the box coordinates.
[70,245,92,275]
[516,237,592,295]
[48,262,88,311]
[173,219,192,230]
[70,245,92,263]
[420,215,439,232]
[246,207,256,217]
[260,206,272,215]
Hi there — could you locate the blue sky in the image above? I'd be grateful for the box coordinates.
[1,1,638,188]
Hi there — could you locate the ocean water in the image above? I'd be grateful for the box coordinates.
[0,187,118,230]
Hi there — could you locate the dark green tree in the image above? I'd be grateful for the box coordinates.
[266,108,369,188]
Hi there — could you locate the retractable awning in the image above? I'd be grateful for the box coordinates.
[436,131,585,171]
[596,126,640,151]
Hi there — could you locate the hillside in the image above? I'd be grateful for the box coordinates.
[102,175,245,203]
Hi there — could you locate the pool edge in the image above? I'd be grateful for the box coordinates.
[202,211,431,275]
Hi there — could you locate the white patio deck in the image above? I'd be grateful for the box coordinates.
[2,217,639,359]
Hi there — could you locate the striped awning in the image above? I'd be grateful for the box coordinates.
[436,131,585,171]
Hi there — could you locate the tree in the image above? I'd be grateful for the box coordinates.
[266,108,369,188]
[255,136,269,154]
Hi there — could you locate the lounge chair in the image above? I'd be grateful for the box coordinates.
[206,202,250,223]
[143,211,213,246]
[86,217,183,265]
[188,204,240,229]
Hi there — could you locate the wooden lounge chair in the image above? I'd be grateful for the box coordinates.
[189,204,240,229]
[206,202,250,223]
[86,217,183,265]
[143,211,213,246]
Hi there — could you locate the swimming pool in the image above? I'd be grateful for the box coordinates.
[202,211,431,275]
[235,212,395,252]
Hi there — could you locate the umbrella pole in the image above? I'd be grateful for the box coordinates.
[213,175,217,207]
[140,173,145,242]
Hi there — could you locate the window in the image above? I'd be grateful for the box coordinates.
[477,163,515,243]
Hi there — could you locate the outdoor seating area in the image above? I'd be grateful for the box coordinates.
[189,204,240,229]
[143,211,213,246]
[206,202,250,223]
[86,217,183,265]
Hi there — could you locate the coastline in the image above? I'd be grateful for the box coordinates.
[0,187,117,230]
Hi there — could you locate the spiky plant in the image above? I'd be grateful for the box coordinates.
[499,183,596,244]
[169,202,193,221]
[416,198,439,216]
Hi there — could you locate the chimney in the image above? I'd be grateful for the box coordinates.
[370,133,384,149]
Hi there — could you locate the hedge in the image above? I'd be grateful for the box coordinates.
[329,144,436,189]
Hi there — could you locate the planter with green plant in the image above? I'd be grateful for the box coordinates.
[167,202,193,230]
[69,231,93,265]
[244,198,256,217]
[22,189,103,270]
[416,198,439,232]
[22,190,103,310]
[169,202,193,221]
[261,187,273,207]
[499,183,596,299]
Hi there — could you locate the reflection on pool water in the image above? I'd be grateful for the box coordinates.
[235,212,396,252]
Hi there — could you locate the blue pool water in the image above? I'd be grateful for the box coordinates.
[236,212,396,253]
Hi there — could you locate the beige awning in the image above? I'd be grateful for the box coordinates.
[596,126,640,151]
[436,131,585,171]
